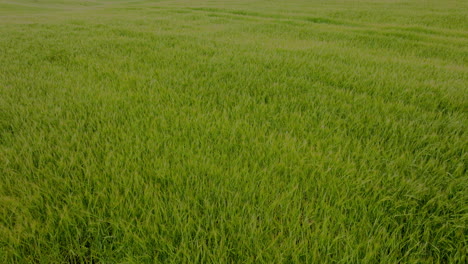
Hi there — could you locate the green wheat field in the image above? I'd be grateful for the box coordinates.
[1,0,467,263]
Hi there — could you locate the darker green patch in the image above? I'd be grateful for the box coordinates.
[188,7,281,20]
[44,49,72,64]
[0,108,15,146]
[304,17,344,25]
[154,177,173,189]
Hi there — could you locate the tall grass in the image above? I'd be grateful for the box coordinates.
[1,0,467,263]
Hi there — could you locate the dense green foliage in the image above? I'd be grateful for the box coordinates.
[1,0,467,263]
